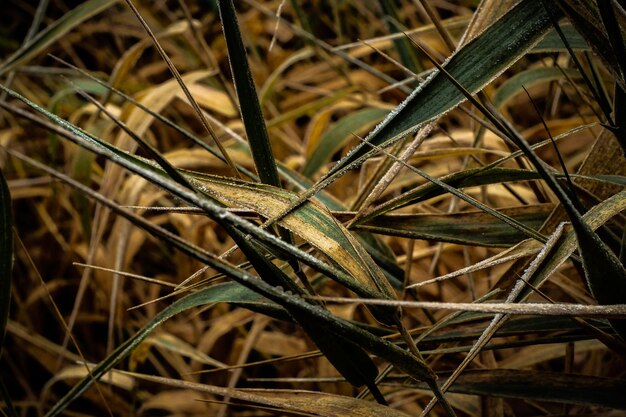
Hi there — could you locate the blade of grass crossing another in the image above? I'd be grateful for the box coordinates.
[254,0,563,236]
[216,0,303,282]
[329,0,562,174]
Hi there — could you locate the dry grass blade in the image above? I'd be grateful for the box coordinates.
[123,371,412,417]
[310,298,626,318]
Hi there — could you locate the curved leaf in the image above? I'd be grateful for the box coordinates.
[493,67,581,108]
[303,108,389,178]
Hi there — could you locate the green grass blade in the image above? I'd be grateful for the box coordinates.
[351,204,552,247]
[492,67,581,108]
[0,0,119,75]
[216,0,304,280]
[530,23,589,52]
[217,0,281,188]
[0,166,12,355]
[302,108,389,177]
[378,0,422,73]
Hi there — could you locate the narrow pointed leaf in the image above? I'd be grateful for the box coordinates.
[217,0,281,188]
[128,372,412,417]
[350,204,552,247]
[493,67,581,108]
[530,23,589,52]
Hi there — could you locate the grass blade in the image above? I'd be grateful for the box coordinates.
[350,204,552,247]
[303,108,389,177]
[415,369,626,410]
[125,371,411,417]
[217,0,280,188]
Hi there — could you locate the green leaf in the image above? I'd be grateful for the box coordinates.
[302,108,389,177]
[350,204,552,247]
[0,166,12,354]
[366,167,543,218]
[0,0,120,75]
[378,0,422,73]
[493,67,581,108]
[416,369,626,410]
[530,23,589,53]
[217,0,281,188]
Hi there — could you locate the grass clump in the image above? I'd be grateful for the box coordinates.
[1,1,625,416]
